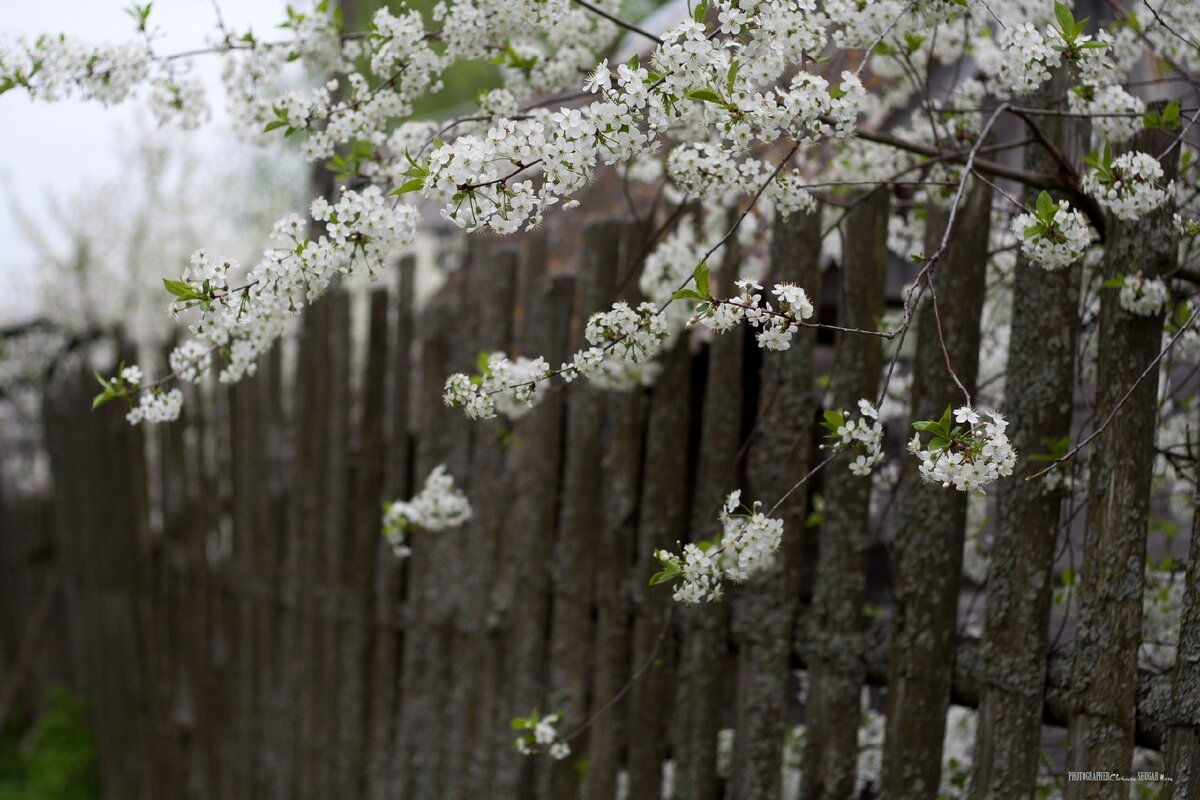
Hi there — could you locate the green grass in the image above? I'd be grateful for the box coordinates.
[0,687,102,800]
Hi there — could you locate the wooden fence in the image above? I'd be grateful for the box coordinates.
[1,178,1199,800]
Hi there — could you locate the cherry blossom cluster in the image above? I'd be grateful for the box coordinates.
[442,353,551,421]
[91,362,184,426]
[168,340,213,384]
[560,301,670,387]
[511,710,571,760]
[126,388,185,426]
[651,490,784,604]
[991,23,1059,96]
[0,35,149,106]
[265,8,444,162]
[1117,272,1170,318]
[908,406,1017,494]
[1010,192,1096,271]
[639,220,714,336]
[696,280,815,352]
[1083,149,1173,221]
[381,464,472,558]
[98,187,418,417]
[1068,84,1144,146]
[820,399,886,477]
[0,31,212,129]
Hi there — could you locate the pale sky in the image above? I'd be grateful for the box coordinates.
[0,0,288,324]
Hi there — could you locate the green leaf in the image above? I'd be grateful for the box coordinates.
[1035,190,1055,218]
[686,87,723,104]
[670,288,707,301]
[1163,100,1181,127]
[912,420,939,433]
[928,437,949,452]
[693,0,707,23]
[903,32,925,53]
[648,568,678,586]
[1101,276,1126,289]
[163,278,201,301]
[92,386,120,410]
[391,177,425,194]
[693,262,710,296]
[1053,2,1075,38]
[871,41,893,56]
[822,408,845,430]
[937,405,953,436]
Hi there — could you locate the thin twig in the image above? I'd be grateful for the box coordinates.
[1027,303,1200,480]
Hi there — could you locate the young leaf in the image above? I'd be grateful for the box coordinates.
[163,278,201,301]
[693,262,710,296]
[824,408,844,427]
[1035,190,1055,218]
[685,87,723,104]
[1053,2,1076,38]
[670,288,707,301]
[937,405,953,436]
[391,177,425,194]
[1163,100,1181,127]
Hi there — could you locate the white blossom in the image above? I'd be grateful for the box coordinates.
[1083,151,1173,221]
[908,407,1017,494]
[1118,272,1169,317]
[381,465,472,557]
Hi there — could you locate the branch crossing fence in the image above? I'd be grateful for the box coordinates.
[1,183,1199,800]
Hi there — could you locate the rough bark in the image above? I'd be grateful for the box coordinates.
[543,223,624,799]
[802,191,887,800]
[366,255,414,800]
[43,350,155,800]
[1164,482,1200,797]
[675,245,745,800]
[971,68,1089,800]
[729,205,821,800]
[626,340,692,800]
[584,225,646,800]
[459,249,518,799]
[881,177,992,799]
[341,289,390,800]
[491,270,575,799]
[1065,123,1179,799]
[797,615,1176,750]
[394,269,471,798]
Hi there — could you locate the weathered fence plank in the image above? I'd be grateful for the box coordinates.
[972,67,1089,799]
[492,269,575,799]
[731,204,822,800]
[1164,480,1200,797]
[802,191,886,800]
[626,338,691,800]
[881,176,992,799]
[675,237,745,800]
[1066,122,1180,797]
[544,223,625,799]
